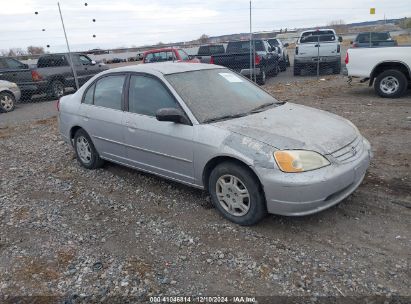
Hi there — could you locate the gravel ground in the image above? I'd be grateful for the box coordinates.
[0,72,410,303]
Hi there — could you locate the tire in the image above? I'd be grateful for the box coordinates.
[293,63,301,76]
[208,161,267,226]
[73,129,104,169]
[333,61,341,75]
[48,80,65,99]
[374,69,407,98]
[0,92,16,113]
[21,92,33,101]
[256,69,266,85]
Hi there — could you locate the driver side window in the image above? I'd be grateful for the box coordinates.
[128,75,179,117]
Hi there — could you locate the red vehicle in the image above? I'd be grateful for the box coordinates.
[142,48,200,64]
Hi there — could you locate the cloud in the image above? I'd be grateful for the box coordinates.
[0,0,410,52]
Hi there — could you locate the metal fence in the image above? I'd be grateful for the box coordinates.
[0,1,408,107]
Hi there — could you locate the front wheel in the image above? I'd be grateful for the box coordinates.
[374,69,407,98]
[0,92,15,113]
[209,162,267,226]
[73,129,104,169]
[256,69,266,85]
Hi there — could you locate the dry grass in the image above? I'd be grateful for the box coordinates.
[395,34,411,45]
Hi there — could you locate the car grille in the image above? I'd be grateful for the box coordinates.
[330,136,363,163]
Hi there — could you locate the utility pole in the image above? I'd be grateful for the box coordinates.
[249,1,253,82]
[58,2,79,90]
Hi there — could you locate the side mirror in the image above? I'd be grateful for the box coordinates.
[156,108,190,125]
[91,60,96,65]
[284,43,289,47]
[338,36,343,43]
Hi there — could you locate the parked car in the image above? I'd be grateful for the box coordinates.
[58,62,371,225]
[267,38,290,71]
[294,29,342,75]
[345,46,411,98]
[196,44,225,63]
[0,80,21,113]
[142,48,200,64]
[110,58,127,63]
[0,54,108,100]
[351,32,398,48]
[210,39,280,85]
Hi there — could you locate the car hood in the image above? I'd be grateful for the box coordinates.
[213,103,357,154]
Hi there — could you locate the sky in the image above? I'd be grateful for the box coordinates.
[0,0,410,53]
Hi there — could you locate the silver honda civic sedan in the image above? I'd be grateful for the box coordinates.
[58,62,371,225]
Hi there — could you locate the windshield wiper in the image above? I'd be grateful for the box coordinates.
[203,113,248,123]
[249,101,286,114]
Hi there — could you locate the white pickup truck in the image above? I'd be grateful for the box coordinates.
[345,47,411,98]
[294,29,342,75]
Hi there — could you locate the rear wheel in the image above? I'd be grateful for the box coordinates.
[294,63,301,76]
[48,80,65,99]
[333,61,341,74]
[374,69,407,98]
[0,92,15,113]
[73,129,104,169]
[209,162,267,226]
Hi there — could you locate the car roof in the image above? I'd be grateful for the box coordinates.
[105,62,225,75]
[301,28,335,34]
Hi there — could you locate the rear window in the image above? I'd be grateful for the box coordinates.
[357,32,391,43]
[300,31,336,43]
[37,55,68,68]
[227,41,264,53]
[144,51,175,63]
[198,45,224,56]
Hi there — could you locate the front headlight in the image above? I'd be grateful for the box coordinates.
[9,83,18,88]
[273,150,330,173]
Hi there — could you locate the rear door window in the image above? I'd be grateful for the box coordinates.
[83,83,95,105]
[209,45,224,54]
[93,75,125,110]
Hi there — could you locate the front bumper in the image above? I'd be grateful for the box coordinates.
[256,137,372,216]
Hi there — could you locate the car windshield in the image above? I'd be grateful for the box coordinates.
[300,31,336,43]
[177,50,189,61]
[268,39,279,46]
[165,68,281,123]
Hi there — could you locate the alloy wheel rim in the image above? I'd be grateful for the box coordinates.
[380,76,399,94]
[216,174,250,217]
[54,83,64,97]
[76,136,92,164]
[0,95,14,111]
